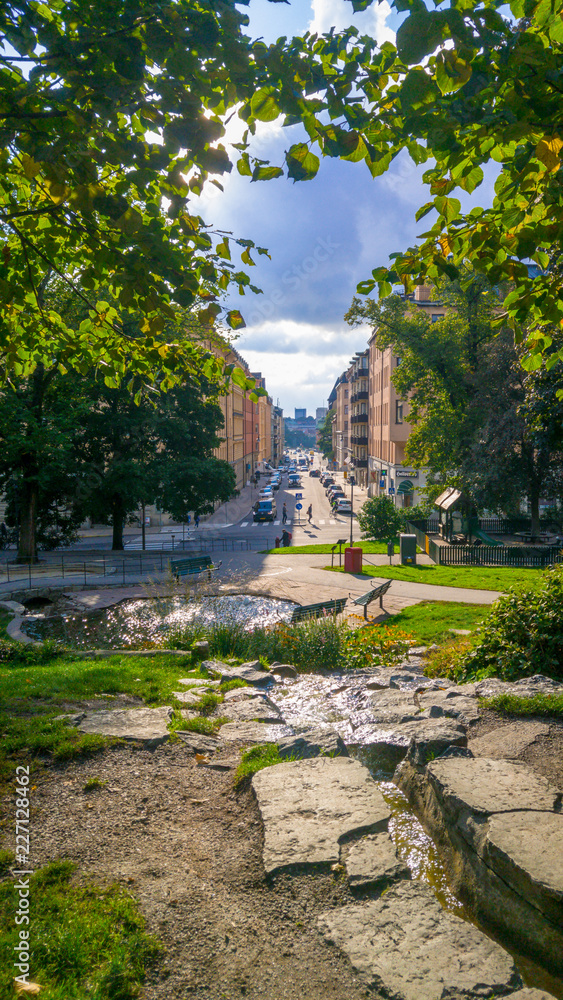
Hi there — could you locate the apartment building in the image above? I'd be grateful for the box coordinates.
[329,285,446,506]
[367,285,446,505]
[272,405,284,468]
[332,374,349,470]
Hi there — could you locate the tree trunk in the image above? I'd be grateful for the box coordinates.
[111,501,125,550]
[17,478,39,563]
[530,490,541,538]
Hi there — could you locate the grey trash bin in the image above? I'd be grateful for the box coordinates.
[399,533,417,566]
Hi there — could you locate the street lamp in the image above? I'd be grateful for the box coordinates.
[345,455,356,548]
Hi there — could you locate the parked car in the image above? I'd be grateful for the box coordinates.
[259,487,273,498]
[254,499,276,522]
[334,500,353,515]
[287,474,301,487]
[309,469,321,477]
[329,490,346,504]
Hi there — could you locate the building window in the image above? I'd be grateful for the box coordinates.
[344,389,348,398]
[431,313,442,322]
[396,400,403,424]
[344,405,348,414]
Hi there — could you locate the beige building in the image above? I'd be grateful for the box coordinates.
[367,285,446,506]
[332,374,349,470]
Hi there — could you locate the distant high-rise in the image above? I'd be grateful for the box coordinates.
[316,407,328,423]
[295,407,306,420]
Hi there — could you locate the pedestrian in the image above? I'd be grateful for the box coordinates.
[275,536,281,549]
[307,504,313,523]
[187,513,191,527]
[282,503,287,524]
[194,513,200,528]
[282,529,292,547]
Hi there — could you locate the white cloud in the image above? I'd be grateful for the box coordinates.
[237,319,364,412]
[309,0,395,44]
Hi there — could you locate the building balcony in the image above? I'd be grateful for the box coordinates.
[351,435,368,446]
[353,458,368,468]
[350,390,369,402]
[351,413,368,425]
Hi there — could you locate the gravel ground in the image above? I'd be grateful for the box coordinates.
[11,740,376,1000]
[2,708,562,1000]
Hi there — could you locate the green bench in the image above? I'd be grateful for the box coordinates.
[290,597,347,623]
[351,579,392,619]
[170,556,221,580]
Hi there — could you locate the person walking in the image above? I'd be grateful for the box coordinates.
[282,503,287,524]
[194,513,200,528]
[307,504,313,523]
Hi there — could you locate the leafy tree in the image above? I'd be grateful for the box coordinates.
[0,366,88,560]
[74,376,235,549]
[317,409,336,461]
[3,0,562,385]
[356,495,405,541]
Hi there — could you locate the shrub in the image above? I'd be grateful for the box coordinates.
[356,495,405,541]
[458,565,563,682]
[0,638,65,665]
[342,625,413,670]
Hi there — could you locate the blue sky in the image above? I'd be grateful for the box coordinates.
[190,0,496,417]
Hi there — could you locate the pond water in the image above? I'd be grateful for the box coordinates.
[21,594,296,649]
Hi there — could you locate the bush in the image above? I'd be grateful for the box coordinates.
[458,565,563,682]
[356,495,405,541]
[0,638,66,665]
[342,625,413,670]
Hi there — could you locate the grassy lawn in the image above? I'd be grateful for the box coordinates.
[265,540,397,555]
[480,691,563,719]
[0,860,162,998]
[327,562,544,592]
[371,601,490,644]
[0,652,217,780]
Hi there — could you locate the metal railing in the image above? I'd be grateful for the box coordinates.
[0,535,272,588]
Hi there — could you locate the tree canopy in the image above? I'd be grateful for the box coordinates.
[2,0,562,386]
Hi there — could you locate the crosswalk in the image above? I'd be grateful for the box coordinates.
[238,518,343,528]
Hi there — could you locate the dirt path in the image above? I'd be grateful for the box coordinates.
[24,741,376,1000]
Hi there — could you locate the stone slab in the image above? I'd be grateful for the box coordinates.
[276,728,348,760]
[175,732,221,754]
[475,674,563,699]
[318,880,521,1000]
[252,757,390,873]
[270,662,298,679]
[344,832,411,889]
[172,689,211,706]
[177,677,220,687]
[427,756,561,816]
[218,721,289,744]
[506,991,560,1000]
[469,722,552,760]
[74,707,172,747]
[484,810,563,925]
[350,720,466,763]
[222,695,282,724]
[219,661,273,688]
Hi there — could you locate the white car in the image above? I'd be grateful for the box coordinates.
[334,500,353,515]
[259,487,273,498]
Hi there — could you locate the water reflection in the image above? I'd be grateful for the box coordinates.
[22,594,295,649]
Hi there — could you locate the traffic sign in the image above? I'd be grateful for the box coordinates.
[296,493,303,500]
[295,503,303,510]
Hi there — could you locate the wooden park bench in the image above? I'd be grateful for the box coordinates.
[350,579,392,619]
[170,555,221,581]
[290,597,347,623]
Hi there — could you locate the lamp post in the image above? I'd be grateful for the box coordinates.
[349,471,355,548]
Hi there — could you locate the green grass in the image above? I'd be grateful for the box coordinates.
[169,710,229,736]
[0,652,208,781]
[480,691,563,718]
[234,743,286,786]
[0,860,162,999]
[265,540,397,555]
[327,562,544,592]
[373,601,490,644]
[83,777,108,792]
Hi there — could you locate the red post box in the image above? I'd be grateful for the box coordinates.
[344,547,363,573]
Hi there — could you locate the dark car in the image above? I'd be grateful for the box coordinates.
[254,499,276,522]
[309,469,321,477]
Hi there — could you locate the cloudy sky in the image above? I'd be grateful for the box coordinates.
[190,0,495,417]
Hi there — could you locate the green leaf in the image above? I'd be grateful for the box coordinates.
[396,10,444,65]
[434,196,461,222]
[226,311,246,331]
[216,240,231,261]
[285,144,320,182]
[251,165,284,181]
[250,88,281,123]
